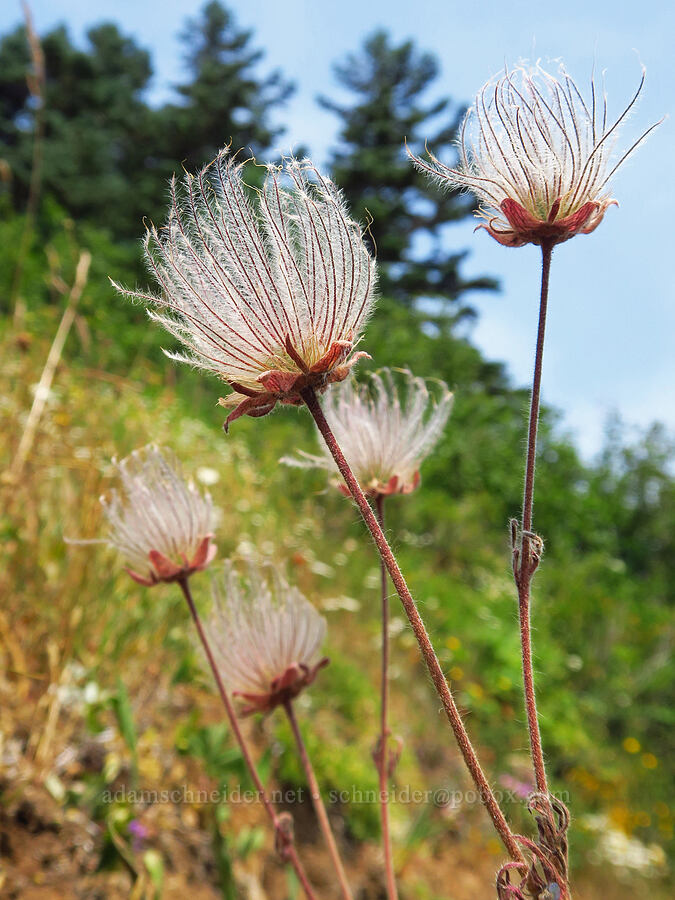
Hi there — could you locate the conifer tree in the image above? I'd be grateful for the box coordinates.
[165,1,294,170]
[0,23,156,237]
[319,31,495,313]
[0,3,294,239]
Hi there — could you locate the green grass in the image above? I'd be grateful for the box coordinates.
[1,265,672,897]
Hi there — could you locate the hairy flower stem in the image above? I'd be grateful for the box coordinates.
[515,241,554,799]
[300,386,523,863]
[176,577,316,899]
[374,495,398,900]
[283,700,353,900]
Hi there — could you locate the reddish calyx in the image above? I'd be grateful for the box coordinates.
[233,658,330,717]
[337,470,421,499]
[480,197,615,248]
[220,336,370,432]
[125,534,216,587]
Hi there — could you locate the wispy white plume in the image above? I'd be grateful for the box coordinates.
[101,445,216,586]
[205,560,328,715]
[409,62,659,247]
[283,368,453,496]
[113,151,377,428]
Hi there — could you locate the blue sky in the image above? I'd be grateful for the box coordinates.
[6,0,674,457]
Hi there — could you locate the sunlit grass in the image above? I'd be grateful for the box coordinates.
[1,321,671,897]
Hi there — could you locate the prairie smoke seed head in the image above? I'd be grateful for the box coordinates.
[282,368,453,497]
[409,63,659,248]
[101,445,217,586]
[205,561,328,716]
[113,151,377,429]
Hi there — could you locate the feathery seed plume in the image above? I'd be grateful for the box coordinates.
[114,151,377,429]
[409,62,659,247]
[205,560,328,716]
[283,368,453,496]
[100,445,216,586]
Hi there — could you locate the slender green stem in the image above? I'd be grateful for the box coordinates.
[374,494,398,900]
[300,386,523,863]
[283,700,353,900]
[177,577,316,899]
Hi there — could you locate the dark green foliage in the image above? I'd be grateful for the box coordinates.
[0,2,293,240]
[165,1,294,170]
[319,31,496,310]
[0,22,157,237]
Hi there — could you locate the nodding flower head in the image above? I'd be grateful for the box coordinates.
[113,151,377,430]
[205,560,329,716]
[409,62,659,248]
[101,445,217,586]
[282,368,453,497]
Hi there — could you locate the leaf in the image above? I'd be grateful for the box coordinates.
[143,850,164,899]
[112,677,138,786]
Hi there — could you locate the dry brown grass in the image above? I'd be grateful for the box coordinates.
[0,326,669,899]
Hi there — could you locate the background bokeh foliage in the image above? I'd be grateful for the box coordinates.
[0,3,672,897]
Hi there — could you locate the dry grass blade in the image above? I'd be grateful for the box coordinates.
[7,251,92,481]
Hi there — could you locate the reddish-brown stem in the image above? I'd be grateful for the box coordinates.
[374,495,398,900]
[300,387,523,863]
[176,577,316,899]
[515,241,554,798]
[283,700,353,900]
[522,242,553,538]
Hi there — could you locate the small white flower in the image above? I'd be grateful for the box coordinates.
[196,466,220,486]
[113,151,377,429]
[205,560,328,715]
[283,368,453,496]
[409,62,659,247]
[584,814,666,874]
[101,445,216,586]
